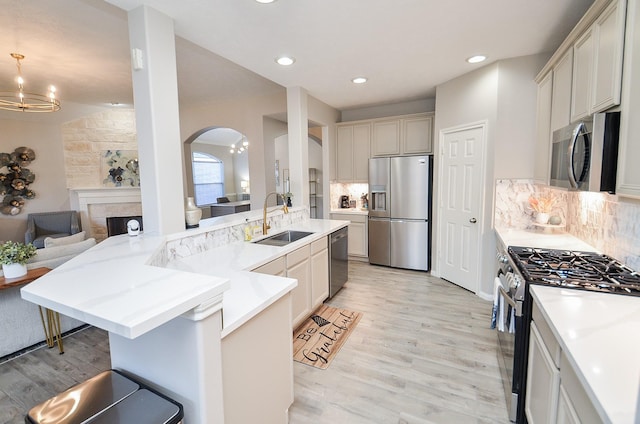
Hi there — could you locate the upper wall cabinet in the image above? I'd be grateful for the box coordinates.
[617,0,640,198]
[541,0,627,131]
[372,119,400,156]
[571,0,627,121]
[371,113,434,157]
[590,0,627,112]
[551,49,574,132]
[571,29,594,122]
[336,123,370,183]
[534,72,553,183]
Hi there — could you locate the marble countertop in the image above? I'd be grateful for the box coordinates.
[167,219,349,337]
[531,285,640,423]
[495,228,597,252]
[20,235,230,339]
[20,217,348,340]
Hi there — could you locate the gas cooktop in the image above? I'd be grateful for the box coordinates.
[508,246,640,296]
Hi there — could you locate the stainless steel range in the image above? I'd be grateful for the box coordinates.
[495,244,640,423]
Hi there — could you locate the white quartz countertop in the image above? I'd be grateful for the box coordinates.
[495,228,597,252]
[20,235,230,339]
[530,285,640,423]
[167,219,349,337]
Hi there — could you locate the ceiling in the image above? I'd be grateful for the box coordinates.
[0,0,594,121]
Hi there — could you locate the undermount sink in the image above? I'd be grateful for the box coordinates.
[253,230,314,246]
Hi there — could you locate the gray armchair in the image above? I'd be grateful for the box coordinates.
[25,211,81,248]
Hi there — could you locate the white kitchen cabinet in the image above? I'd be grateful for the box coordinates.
[371,113,434,157]
[571,28,594,122]
[252,256,286,277]
[559,352,602,422]
[618,0,640,198]
[287,245,311,328]
[330,212,368,259]
[221,294,293,424]
[372,119,401,156]
[591,0,627,113]
[534,72,553,183]
[570,0,626,120]
[336,123,370,183]
[252,239,328,326]
[525,322,560,423]
[403,114,434,154]
[557,385,581,424]
[551,48,574,132]
[310,237,329,308]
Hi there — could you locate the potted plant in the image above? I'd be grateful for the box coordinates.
[0,241,37,279]
[528,193,557,224]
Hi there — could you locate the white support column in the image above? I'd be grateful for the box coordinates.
[109,303,225,423]
[127,6,184,236]
[286,87,310,207]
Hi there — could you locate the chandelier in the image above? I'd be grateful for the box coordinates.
[229,137,249,154]
[0,53,60,112]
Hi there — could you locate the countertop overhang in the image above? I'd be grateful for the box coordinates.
[21,234,230,339]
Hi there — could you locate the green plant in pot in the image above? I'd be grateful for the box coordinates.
[0,241,37,279]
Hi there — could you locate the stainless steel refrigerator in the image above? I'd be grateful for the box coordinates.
[368,155,432,271]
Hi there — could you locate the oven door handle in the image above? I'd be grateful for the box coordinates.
[498,285,516,309]
[498,283,522,317]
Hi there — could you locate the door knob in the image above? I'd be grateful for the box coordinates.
[469,218,477,223]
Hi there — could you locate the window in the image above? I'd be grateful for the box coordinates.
[192,152,224,206]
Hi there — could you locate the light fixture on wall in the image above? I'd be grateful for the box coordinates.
[0,53,60,112]
[241,180,249,192]
[229,137,249,154]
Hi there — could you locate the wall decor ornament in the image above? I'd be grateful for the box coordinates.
[0,146,36,215]
[102,150,140,187]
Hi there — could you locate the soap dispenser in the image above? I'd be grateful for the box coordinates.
[244,219,252,241]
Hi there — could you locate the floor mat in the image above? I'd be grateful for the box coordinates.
[292,304,362,369]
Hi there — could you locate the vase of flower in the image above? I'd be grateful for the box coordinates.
[185,197,202,228]
[535,212,550,224]
[0,241,37,279]
[528,193,556,225]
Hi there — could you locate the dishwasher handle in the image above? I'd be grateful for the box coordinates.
[331,229,348,243]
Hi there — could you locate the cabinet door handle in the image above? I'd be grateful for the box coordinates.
[469,218,477,223]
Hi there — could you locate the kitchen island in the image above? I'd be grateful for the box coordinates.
[20,209,348,424]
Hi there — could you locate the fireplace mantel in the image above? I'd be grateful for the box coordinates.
[70,187,142,240]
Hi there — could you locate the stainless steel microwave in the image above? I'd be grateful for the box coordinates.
[550,111,620,193]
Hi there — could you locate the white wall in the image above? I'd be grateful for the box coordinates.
[495,54,550,179]
[434,54,546,298]
[0,119,70,242]
[341,98,435,122]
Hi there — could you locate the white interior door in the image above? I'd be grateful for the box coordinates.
[439,124,485,293]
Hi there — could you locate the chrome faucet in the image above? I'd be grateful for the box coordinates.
[263,192,289,234]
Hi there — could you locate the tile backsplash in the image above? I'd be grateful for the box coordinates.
[330,183,369,210]
[495,179,640,270]
[494,179,568,230]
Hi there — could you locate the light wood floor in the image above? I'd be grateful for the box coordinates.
[0,261,508,424]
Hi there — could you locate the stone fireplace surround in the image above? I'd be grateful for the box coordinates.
[70,188,142,242]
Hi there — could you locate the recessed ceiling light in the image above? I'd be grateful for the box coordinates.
[467,55,487,64]
[275,56,295,66]
[256,0,276,3]
[351,77,368,84]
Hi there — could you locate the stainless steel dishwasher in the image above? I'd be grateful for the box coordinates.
[329,226,348,298]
